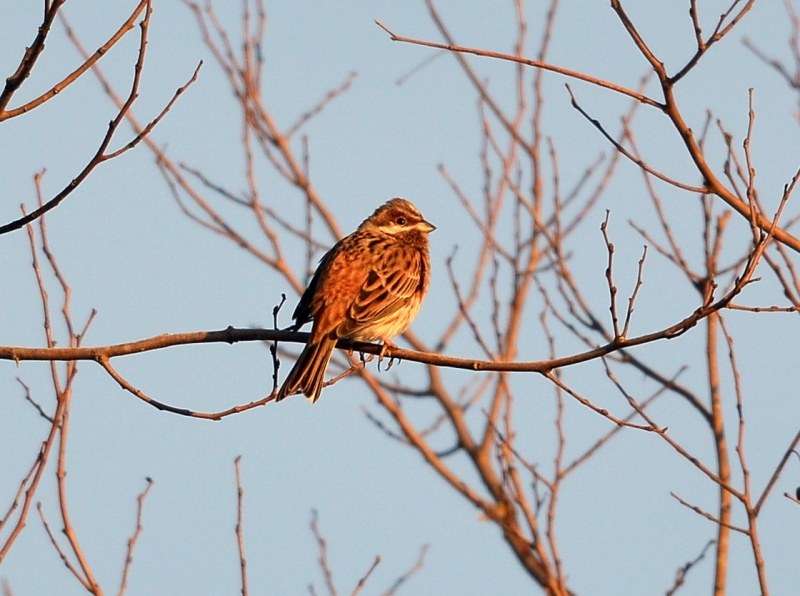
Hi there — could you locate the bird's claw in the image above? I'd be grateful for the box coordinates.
[378,340,398,371]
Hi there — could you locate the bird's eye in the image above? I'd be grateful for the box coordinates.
[396,216,407,225]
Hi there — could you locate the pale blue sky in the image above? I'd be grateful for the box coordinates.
[2,1,800,595]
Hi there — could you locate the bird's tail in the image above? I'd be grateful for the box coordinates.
[276,336,337,403]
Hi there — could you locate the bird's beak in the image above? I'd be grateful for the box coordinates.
[419,219,436,233]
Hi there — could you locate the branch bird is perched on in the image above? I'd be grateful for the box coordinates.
[276,198,435,403]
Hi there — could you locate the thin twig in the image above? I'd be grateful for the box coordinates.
[665,539,715,596]
[234,457,249,596]
[118,478,154,596]
[310,510,337,596]
[378,544,429,596]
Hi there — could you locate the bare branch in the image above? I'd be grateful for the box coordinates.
[234,458,249,596]
[0,0,68,114]
[374,20,661,108]
[0,3,201,235]
[0,1,148,120]
[665,539,715,596]
[378,544,428,596]
[310,510,337,596]
[118,479,154,596]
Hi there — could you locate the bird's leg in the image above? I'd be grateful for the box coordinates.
[378,338,397,358]
[378,338,399,371]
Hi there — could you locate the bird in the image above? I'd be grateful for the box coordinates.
[276,198,435,403]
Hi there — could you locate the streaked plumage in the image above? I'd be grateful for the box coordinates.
[276,198,435,403]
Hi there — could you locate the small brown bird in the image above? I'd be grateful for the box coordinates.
[276,198,435,403]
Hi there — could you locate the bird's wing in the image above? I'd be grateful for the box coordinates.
[292,244,338,327]
[348,247,421,324]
